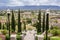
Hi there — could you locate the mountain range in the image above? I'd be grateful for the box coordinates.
[0,5,60,10]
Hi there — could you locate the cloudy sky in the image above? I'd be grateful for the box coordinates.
[0,0,60,6]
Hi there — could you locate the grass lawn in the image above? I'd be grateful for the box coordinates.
[50,36,60,40]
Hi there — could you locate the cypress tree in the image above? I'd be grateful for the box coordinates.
[18,10,21,33]
[23,21,26,31]
[6,22,9,30]
[42,12,45,32]
[46,13,49,40]
[50,25,53,30]
[0,22,1,29]
[3,24,5,29]
[46,13,49,30]
[11,10,15,32]
[37,10,41,33]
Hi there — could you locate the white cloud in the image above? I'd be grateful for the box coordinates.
[20,0,60,6]
[0,0,59,6]
[7,0,24,6]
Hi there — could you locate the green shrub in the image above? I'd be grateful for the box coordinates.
[35,36,38,40]
[1,30,7,35]
[50,29,57,36]
[16,34,21,40]
[26,18,32,24]
[17,32,21,35]
[44,36,50,40]
[50,36,60,40]
[48,30,51,33]
[5,34,10,40]
[37,32,42,35]
[50,25,53,29]
[50,29,60,36]
[32,22,38,27]
[57,30,60,35]
[53,26,59,29]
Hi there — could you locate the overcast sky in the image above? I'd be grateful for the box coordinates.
[0,0,60,6]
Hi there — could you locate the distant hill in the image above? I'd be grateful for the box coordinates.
[0,5,60,10]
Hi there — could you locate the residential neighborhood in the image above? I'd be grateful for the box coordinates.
[0,9,60,40]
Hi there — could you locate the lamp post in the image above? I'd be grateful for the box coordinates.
[7,9,10,40]
[46,9,50,30]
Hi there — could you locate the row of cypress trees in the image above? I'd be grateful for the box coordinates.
[0,10,49,34]
[5,10,22,33]
[6,10,22,40]
[0,10,26,33]
[37,10,49,34]
[36,10,49,40]
[11,10,22,33]
[10,10,26,33]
